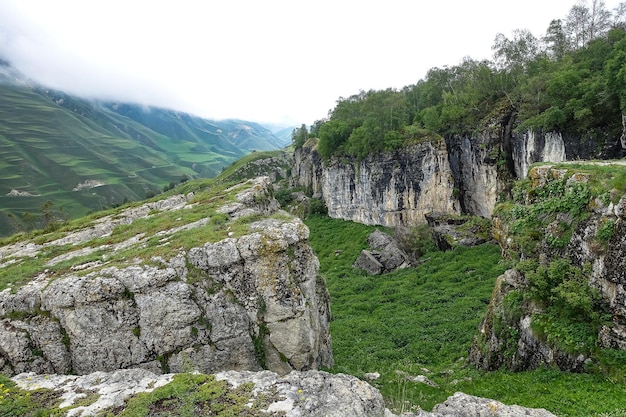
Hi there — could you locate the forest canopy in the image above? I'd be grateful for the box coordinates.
[301,0,626,160]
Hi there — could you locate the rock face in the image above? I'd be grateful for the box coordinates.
[470,164,626,371]
[512,130,566,179]
[11,368,556,417]
[293,115,622,225]
[293,139,460,228]
[446,134,502,218]
[0,177,332,376]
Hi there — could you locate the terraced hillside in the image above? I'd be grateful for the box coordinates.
[0,82,289,237]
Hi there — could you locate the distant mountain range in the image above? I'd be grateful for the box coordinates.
[0,60,293,237]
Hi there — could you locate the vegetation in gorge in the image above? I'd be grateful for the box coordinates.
[485,162,626,378]
[306,215,626,416]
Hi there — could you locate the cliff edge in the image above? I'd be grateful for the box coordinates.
[0,177,333,376]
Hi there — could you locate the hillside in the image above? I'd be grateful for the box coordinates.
[1,156,625,416]
[0,65,289,237]
[310,26,626,162]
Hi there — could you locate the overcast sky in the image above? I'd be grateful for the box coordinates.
[0,1,622,127]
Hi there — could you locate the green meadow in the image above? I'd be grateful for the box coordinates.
[305,216,626,416]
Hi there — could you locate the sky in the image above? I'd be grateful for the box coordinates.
[0,0,623,127]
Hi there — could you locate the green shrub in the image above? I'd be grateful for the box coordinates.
[525,258,610,354]
[274,188,294,208]
[393,224,437,263]
[596,219,616,243]
[307,198,327,216]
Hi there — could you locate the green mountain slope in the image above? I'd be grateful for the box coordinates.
[0,77,286,237]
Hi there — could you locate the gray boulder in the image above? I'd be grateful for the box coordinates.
[405,392,556,416]
[425,213,491,251]
[353,250,385,275]
[354,229,410,275]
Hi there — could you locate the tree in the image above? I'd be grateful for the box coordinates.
[589,0,612,39]
[614,2,626,29]
[543,19,570,59]
[317,119,352,159]
[309,119,325,138]
[567,1,592,47]
[291,124,308,149]
[492,29,539,71]
[40,200,64,232]
[566,0,611,48]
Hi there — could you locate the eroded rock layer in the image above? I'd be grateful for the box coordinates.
[0,177,332,376]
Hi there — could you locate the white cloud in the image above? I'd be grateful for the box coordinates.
[0,0,621,126]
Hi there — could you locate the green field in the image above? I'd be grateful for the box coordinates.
[305,216,626,416]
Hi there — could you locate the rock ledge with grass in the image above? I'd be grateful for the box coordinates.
[0,177,332,376]
[10,368,556,417]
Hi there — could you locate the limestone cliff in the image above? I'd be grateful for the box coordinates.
[470,163,626,372]
[511,131,567,180]
[0,177,332,376]
[293,139,460,227]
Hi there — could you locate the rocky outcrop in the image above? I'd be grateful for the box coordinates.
[468,270,588,372]
[73,180,106,191]
[471,164,626,371]
[411,392,556,417]
[0,177,332,376]
[11,368,556,417]
[293,139,460,228]
[291,138,324,198]
[6,189,38,197]
[221,150,294,185]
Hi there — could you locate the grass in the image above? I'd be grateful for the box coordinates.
[0,177,272,291]
[99,373,279,417]
[305,215,626,416]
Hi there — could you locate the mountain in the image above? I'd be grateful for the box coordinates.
[271,125,297,146]
[0,61,287,237]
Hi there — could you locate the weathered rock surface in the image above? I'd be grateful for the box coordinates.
[353,230,410,275]
[404,392,556,417]
[11,369,556,417]
[512,130,566,179]
[471,165,626,371]
[293,140,460,228]
[0,177,332,376]
[446,134,502,218]
[425,213,491,251]
[291,138,324,198]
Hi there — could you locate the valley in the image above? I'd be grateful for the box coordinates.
[1,2,626,414]
[0,78,290,238]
